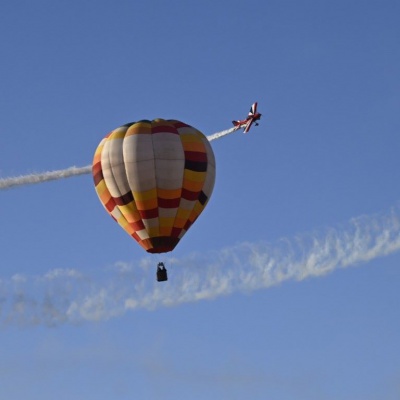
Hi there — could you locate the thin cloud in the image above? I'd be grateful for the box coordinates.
[0,206,399,326]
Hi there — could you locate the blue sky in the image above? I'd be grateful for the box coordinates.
[1,0,400,399]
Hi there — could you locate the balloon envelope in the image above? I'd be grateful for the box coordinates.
[92,119,216,253]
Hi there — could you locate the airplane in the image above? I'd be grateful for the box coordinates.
[232,102,262,133]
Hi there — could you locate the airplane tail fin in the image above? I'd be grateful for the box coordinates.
[249,102,257,116]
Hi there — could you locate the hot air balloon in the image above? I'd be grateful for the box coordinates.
[92,119,216,280]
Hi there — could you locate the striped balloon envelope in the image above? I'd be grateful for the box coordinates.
[92,119,216,254]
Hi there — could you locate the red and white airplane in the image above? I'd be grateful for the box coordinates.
[232,102,262,133]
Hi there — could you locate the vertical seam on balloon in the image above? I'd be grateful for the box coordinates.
[177,125,203,238]
[119,126,136,234]
[188,135,208,230]
[150,120,160,240]
[106,132,131,235]
[153,120,182,243]
[169,120,186,240]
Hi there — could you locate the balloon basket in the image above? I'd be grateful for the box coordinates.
[157,263,168,282]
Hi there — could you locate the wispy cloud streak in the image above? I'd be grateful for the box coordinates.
[0,128,237,191]
[1,206,399,326]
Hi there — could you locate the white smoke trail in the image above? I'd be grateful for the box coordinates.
[0,166,92,190]
[1,206,399,326]
[206,127,238,141]
[0,127,236,191]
